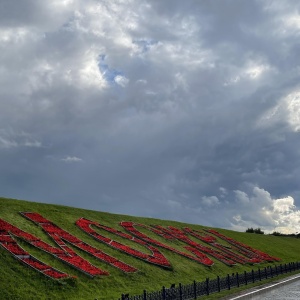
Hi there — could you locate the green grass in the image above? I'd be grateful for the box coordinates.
[1,196,300,300]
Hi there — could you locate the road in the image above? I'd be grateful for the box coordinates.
[251,278,300,299]
[225,274,300,300]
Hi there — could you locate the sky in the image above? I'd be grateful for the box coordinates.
[1,0,300,234]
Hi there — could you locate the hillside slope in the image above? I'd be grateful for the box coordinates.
[1,197,300,300]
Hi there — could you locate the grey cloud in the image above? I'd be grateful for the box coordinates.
[1,0,300,233]
[0,0,75,29]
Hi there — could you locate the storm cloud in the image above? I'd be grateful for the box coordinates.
[1,0,300,233]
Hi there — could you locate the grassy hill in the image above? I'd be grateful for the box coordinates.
[0,197,300,300]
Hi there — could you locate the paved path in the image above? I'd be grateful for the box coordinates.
[250,278,300,300]
[222,274,300,300]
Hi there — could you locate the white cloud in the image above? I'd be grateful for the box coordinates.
[201,196,219,207]
[224,61,272,87]
[245,64,269,79]
[23,140,42,148]
[0,136,18,149]
[0,130,42,149]
[234,190,249,204]
[114,75,129,87]
[273,196,295,213]
[219,187,227,196]
[259,89,300,132]
[136,79,147,84]
[61,156,83,162]
[278,13,300,36]
[230,187,300,234]
[78,50,107,88]
[285,90,300,132]
[0,27,30,43]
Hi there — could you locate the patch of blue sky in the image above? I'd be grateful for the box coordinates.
[132,39,158,54]
[97,54,124,84]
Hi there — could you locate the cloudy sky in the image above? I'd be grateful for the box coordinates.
[1,0,300,234]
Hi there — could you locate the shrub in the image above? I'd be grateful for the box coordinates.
[254,228,264,234]
[246,227,264,234]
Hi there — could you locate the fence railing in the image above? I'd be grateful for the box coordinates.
[120,262,300,300]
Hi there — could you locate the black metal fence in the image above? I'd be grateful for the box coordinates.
[120,262,300,300]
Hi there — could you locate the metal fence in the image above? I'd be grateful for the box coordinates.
[120,262,300,300]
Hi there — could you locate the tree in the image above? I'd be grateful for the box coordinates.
[245,227,264,234]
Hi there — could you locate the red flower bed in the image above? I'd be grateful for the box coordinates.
[149,225,177,240]
[120,222,215,267]
[94,252,118,264]
[146,245,171,266]
[0,220,39,242]
[111,261,137,273]
[32,240,65,255]
[1,242,28,256]
[0,234,14,243]
[0,212,282,280]
[22,212,50,223]
[206,229,280,263]
[212,243,249,264]
[22,257,51,271]
[77,242,99,254]
[23,212,137,274]
[59,255,108,276]
[183,227,216,243]
[76,219,112,243]
[43,269,69,279]
[184,247,215,266]
[77,218,171,268]
[0,219,72,280]
[90,232,112,244]
[110,241,149,259]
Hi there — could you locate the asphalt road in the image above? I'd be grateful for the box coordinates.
[221,274,300,300]
[251,278,300,299]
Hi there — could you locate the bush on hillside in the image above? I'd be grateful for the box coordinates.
[245,227,264,234]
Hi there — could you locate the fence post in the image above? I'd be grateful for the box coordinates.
[217,276,221,292]
[179,283,183,300]
[285,264,287,273]
[265,267,267,279]
[143,290,147,300]
[121,294,125,300]
[162,286,166,300]
[206,278,210,295]
[244,271,247,285]
[227,274,231,290]
[270,266,273,278]
[236,273,239,288]
[280,264,283,274]
[252,269,255,283]
[193,280,197,299]
[259,268,261,281]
